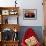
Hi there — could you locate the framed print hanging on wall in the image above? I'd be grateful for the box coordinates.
[23,9,37,20]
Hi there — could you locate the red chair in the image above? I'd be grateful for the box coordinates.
[21,28,41,46]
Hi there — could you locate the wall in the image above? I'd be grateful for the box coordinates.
[18,0,44,26]
[0,0,44,26]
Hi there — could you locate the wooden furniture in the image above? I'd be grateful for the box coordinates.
[43,0,46,46]
[0,24,20,31]
[0,7,20,46]
[0,7,19,24]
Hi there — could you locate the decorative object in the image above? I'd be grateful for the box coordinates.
[23,9,37,20]
[2,10,9,15]
[15,0,17,7]
[9,10,18,15]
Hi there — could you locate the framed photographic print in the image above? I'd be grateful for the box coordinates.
[2,10,9,15]
[9,10,18,15]
[23,9,37,20]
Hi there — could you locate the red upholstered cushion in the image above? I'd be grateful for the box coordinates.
[23,28,36,42]
[21,28,41,46]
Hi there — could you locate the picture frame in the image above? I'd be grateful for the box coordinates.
[23,9,37,20]
[2,10,9,15]
[9,10,18,15]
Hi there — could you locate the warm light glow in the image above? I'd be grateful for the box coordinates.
[14,29,17,32]
[11,10,14,11]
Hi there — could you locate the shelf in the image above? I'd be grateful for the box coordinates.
[0,7,19,24]
[2,40,19,43]
[0,7,20,46]
[0,7,19,15]
[0,24,20,32]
